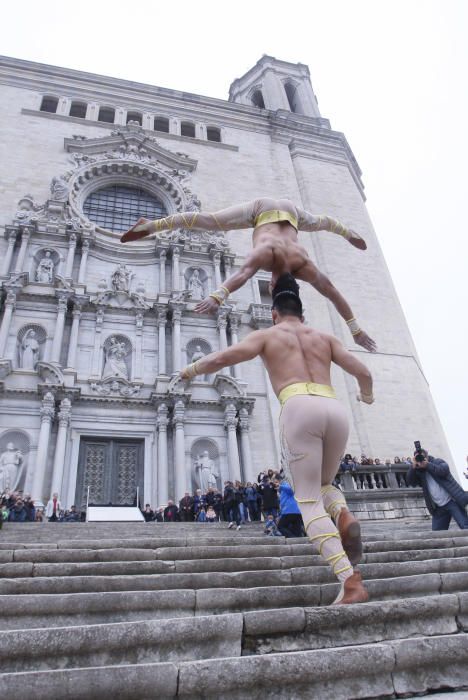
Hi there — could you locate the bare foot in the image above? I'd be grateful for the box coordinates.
[347,229,367,251]
[120,217,154,243]
[353,330,377,353]
[194,296,221,315]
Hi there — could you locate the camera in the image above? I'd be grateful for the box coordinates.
[414,440,426,463]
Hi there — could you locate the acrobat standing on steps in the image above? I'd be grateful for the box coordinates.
[178,273,373,605]
[120,197,376,352]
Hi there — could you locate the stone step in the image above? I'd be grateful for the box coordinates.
[0,554,467,586]
[1,543,467,568]
[1,594,467,674]
[1,633,468,699]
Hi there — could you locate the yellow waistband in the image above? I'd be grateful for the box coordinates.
[278,382,336,406]
[254,210,298,230]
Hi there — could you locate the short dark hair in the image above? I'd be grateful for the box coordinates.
[271,273,303,318]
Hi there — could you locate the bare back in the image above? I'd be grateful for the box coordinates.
[260,320,333,395]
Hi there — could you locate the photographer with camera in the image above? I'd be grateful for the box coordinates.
[406,441,468,530]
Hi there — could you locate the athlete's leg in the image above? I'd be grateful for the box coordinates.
[279,396,354,585]
[120,201,259,243]
[320,401,363,566]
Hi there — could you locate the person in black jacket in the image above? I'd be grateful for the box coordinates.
[406,449,468,530]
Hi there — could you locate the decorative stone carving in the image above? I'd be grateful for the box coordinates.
[50,176,70,202]
[37,361,65,386]
[111,264,134,292]
[36,251,55,283]
[248,302,273,329]
[40,392,56,422]
[195,450,219,491]
[14,195,42,224]
[187,268,204,300]
[20,329,40,369]
[0,442,24,492]
[89,377,141,397]
[102,337,129,380]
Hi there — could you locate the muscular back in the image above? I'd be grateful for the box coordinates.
[260,321,333,395]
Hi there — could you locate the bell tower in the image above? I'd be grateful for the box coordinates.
[229,55,321,117]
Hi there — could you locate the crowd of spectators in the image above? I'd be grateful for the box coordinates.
[339,454,414,472]
[140,469,306,538]
[0,490,84,526]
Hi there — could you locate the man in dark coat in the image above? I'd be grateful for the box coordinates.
[179,493,194,522]
[406,449,468,530]
[163,500,180,522]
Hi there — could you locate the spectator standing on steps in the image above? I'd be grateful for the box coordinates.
[163,500,180,522]
[406,448,468,530]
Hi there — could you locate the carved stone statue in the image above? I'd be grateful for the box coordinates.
[188,269,204,300]
[36,251,54,283]
[0,442,24,492]
[111,264,133,292]
[102,338,129,380]
[20,330,40,370]
[50,176,70,202]
[191,345,205,363]
[195,450,219,491]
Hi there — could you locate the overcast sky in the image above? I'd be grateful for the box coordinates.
[1,0,466,477]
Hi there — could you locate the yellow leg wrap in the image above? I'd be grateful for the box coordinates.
[320,486,337,497]
[335,564,353,575]
[297,498,317,505]
[304,513,329,532]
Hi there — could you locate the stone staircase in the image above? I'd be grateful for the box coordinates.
[1,520,468,699]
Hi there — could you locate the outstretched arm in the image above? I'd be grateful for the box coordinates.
[329,335,374,402]
[296,207,367,251]
[121,202,257,243]
[180,329,267,379]
[297,264,377,352]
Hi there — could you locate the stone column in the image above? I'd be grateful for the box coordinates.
[223,253,235,281]
[14,229,31,274]
[91,308,105,376]
[156,307,167,375]
[172,247,181,291]
[229,312,242,380]
[50,398,71,497]
[0,290,16,357]
[50,295,69,364]
[1,230,17,277]
[134,312,143,381]
[171,306,182,373]
[78,238,90,284]
[173,400,186,499]
[66,302,83,369]
[217,310,229,375]
[64,233,77,279]
[224,402,241,482]
[159,250,167,294]
[31,392,55,502]
[157,403,169,504]
[212,252,222,288]
[239,408,255,483]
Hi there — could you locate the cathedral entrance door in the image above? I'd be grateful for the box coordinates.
[76,438,144,508]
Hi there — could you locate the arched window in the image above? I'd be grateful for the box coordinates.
[251,90,265,109]
[98,106,115,123]
[126,111,142,126]
[181,121,195,138]
[83,185,167,232]
[69,101,87,119]
[284,83,298,113]
[40,96,59,113]
[154,116,169,133]
[207,126,221,143]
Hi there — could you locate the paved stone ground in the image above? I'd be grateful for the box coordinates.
[0,519,467,699]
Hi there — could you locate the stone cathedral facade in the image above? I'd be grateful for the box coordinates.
[0,55,451,508]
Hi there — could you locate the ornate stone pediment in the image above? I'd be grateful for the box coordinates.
[213,374,246,398]
[64,123,197,173]
[89,376,142,398]
[37,361,64,386]
[93,288,149,310]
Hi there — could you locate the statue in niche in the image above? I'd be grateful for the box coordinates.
[20,330,40,370]
[36,251,54,283]
[111,264,133,293]
[195,450,219,491]
[50,176,70,202]
[0,442,24,492]
[188,269,204,300]
[191,345,205,363]
[102,338,129,380]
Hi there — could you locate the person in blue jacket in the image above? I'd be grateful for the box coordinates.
[406,448,468,530]
[274,474,305,538]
